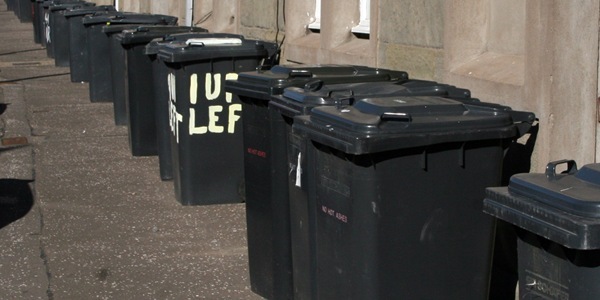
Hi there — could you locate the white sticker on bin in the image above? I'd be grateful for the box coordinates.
[295,152,302,188]
[185,38,243,46]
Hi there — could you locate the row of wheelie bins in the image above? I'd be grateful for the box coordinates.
[9,0,600,299]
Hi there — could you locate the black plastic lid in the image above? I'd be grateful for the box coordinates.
[118,26,208,46]
[42,0,85,8]
[269,79,473,119]
[293,96,522,154]
[144,32,217,55]
[63,5,116,18]
[83,13,178,27]
[510,160,600,217]
[49,2,95,12]
[484,160,600,249]
[224,64,409,101]
[156,35,272,63]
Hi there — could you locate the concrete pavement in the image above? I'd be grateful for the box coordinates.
[0,3,261,299]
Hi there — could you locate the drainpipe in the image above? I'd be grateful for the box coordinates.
[185,0,194,26]
[114,0,119,11]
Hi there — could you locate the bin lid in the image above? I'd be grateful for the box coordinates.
[509,160,600,217]
[49,2,95,12]
[270,79,473,118]
[156,35,273,63]
[484,160,600,249]
[42,0,85,8]
[224,64,409,101]
[293,96,529,154]
[144,32,217,55]
[118,26,208,46]
[64,5,115,18]
[83,13,178,27]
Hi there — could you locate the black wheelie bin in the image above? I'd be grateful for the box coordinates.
[484,160,600,299]
[262,78,474,299]
[224,65,412,299]
[112,26,208,157]
[65,5,115,82]
[156,35,278,205]
[292,95,535,299]
[83,13,177,102]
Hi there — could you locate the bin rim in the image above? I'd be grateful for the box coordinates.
[83,13,178,27]
[63,6,116,18]
[224,64,409,101]
[119,26,208,46]
[49,2,95,12]
[484,183,600,250]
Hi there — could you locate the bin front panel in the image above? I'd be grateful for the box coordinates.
[168,57,262,205]
[517,230,600,299]
[309,140,502,299]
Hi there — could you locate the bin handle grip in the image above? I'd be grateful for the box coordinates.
[289,70,313,78]
[381,112,412,122]
[304,80,324,91]
[545,159,578,178]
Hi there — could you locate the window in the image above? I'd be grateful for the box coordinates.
[351,0,370,35]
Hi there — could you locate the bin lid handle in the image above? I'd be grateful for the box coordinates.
[185,38,243,46]
[545,159,578,178]
[381,112,412,122]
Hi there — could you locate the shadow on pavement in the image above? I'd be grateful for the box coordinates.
[0,179,34,229]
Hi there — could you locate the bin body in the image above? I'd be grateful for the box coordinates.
[115,26,207,156]
[225,65,411,300]
[65,6,115,82]
[83,13,177,102]
[484,160,600,299]
[156,36,275,205]
[293,96,534,299]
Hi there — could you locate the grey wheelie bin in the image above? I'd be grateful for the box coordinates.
[156,35,278,205]
[65,6,115,82]
[484,160,600,299]
[224,65,413,299]
[83,13,177,102]
[292,95,535,299]
[112,26,207,157]
[144,32,214,181]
